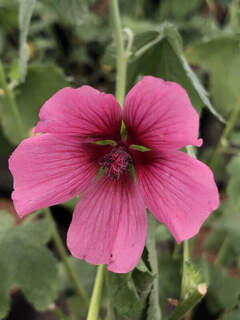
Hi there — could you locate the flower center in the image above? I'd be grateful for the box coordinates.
[101,147,132,180]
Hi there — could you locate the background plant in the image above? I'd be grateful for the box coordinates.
[0,0,240,320]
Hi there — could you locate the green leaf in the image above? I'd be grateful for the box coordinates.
[222,310,240,320]
[19,0,36,81]
[0,210,14,235]
[0,214,60,319]
[107,272,142,317]
[44,0,97,29]
[58,257,96,317]
[126,23,224,121]
[58,257,96,296]
[230,131,240,146]
[185,35,240,119]
[16,63,68,134]
[171,0,199,18]
[207,265,240,314]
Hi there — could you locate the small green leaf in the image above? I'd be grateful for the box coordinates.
[107,272,142,317]
[19,0,36,81]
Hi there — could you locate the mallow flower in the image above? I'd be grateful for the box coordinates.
[9,76,219,273]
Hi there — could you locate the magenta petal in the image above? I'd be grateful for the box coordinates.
[134,150,219,242]
[67,175,147,273]
[33,86,122,141]
[123,76,202,150]
[9,134,103,217]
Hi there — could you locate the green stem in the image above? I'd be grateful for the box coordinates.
[0,60,25,140]
[44,208,90,309]
[181,240,190,300]
[215,238,230,266]
[169,284,207,320]
[86,264,105,320]
[210,103,240,168]
[110,0,127,107]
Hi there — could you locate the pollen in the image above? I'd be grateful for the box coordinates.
[101,147,132,180]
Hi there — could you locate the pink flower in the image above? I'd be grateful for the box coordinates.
[9,76,219,273]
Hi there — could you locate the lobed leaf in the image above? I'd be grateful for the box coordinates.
[0,213,60,319]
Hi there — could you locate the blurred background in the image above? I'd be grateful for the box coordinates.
[0,0,240,319]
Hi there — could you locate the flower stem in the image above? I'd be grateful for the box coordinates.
[169,284,207,320]
[210,103,240,168]
[44,208,90,309]
[181,240,190,300]
[0,60,25,140]
[86,2,125,319]
[86,264,105,320]
[110,0,127,107]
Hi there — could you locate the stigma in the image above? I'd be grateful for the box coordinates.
[101,147,132,180]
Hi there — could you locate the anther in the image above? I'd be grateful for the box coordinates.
[101,147,132,180]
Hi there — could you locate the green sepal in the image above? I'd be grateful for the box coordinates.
[95,140,117,146]
[130,144,151,152]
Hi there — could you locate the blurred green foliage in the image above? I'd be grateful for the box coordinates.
[0,0,240,320]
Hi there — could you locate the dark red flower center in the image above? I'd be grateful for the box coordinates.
[101,146,132,180]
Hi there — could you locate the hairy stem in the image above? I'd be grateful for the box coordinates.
[169,284,207,320]
[181,240,190,300]
[86,264,105,320]
[44,208,90,309]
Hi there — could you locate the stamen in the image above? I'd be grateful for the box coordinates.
[101,147,132,180]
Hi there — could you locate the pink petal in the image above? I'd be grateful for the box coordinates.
[134,150,219,242]
[67,175,147,273]
[33,86,122,141]
[9,134,106,217]
[123,76,202,151]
